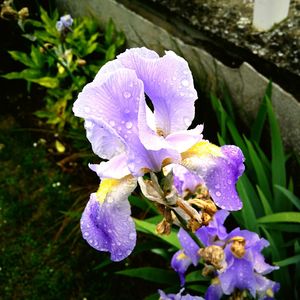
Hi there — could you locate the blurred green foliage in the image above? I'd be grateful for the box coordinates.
[2,6,125,132]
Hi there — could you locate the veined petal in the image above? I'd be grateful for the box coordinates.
[73,68,144,144]
[89,153,130,179]
[182,141,245,211]
[171,250,193,286]
[165,125,203,153]
[84,120,125,160]
[80,176,137,261]
[117,47,198,135]
[178,228,200,265]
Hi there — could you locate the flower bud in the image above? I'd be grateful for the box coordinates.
[198,245,225,270]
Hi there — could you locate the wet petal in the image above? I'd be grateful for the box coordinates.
[182,142,245,211]
[84,120,125,160]
[118,48,198,135]
[171,250,193,286]
[178,228,200,265]
[73,68,143,144]
[205,282,223,300]
[255,274,280,300]
[80,177,137,261]
[89,153,130,179]
[219,256,256,297]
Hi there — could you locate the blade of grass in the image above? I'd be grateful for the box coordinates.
[258,212,300,224]
[274,185,300,211]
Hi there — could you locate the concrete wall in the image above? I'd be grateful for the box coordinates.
[57,0,300,155]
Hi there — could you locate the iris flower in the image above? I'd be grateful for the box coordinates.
[73,47,245,261]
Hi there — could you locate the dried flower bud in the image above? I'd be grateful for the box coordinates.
[18,7,29,20]
[187,217,202,232]
[202,265,216,277]
[201,212,212,225]
[230,236,246,258]
[198,245,225,270]
[156,218,171,235]
[0,5,18,20]
[77,58,86,66]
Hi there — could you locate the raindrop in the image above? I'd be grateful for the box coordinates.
[84,106,91,113]
[216,191,222,197]
[227,179,232,184]
[107,197,113,203]
[125,121,133,129]
[215,184,220,189]
[117,242,121,246]
[184,117,190,126]
[117,126,122,132]
[180,92,185,97]
[86,224,90,228]
[109,120,115,127]
[181,79,189,87]
[85,120,93,129]
[129,232,135,240]
[89,239,93,244]
[84,232,89,237]
[125,108,130,114]
[123,91,131,99]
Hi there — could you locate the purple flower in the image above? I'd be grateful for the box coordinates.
[73,47,245,260]
[158,288,204,300]
[56,14,73,32]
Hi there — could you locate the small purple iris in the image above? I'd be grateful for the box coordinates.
[56,14,73,32]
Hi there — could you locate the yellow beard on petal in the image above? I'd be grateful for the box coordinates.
[96,178,119,203]
[181,141,222,160]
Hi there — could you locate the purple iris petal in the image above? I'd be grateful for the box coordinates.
[219,251,257,297]
[255,274,280,300]
[56,14,73,32]
[171,250,193,286]
[158,288,204,300]
[178,228,200,265]
[117,48,198,135]
[172,164,203,196]
[205,282,223,300]
[80,188,136,261]
[196,210,229,246]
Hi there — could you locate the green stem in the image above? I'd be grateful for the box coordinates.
[172,209,204,249]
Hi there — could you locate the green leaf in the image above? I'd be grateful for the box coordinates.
[30,77,59,88]
[258,212,300,224]
[105,44,116,61]
[235,174,258,232]
[266,96,286,208]
[274,254,300,267]
[275,185,300,211]
[105,19,116,45]
[134,218,180,249]
[256,185,273,215]
[245,137,272,201]
[8,51,35,68]
[116,267,178,284]
[250,84,268,143]
[185,271,209,283]
[2,69,41,80]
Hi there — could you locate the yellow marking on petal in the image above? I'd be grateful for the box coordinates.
[181,141,222,160]
[177,252,188,260]
[96,178,119,203]
[266,288,274,298]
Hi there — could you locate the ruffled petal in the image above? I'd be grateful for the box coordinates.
[205,282,223,300]
[171,250,193,286]
[80,177,137,261]
[178,228,200,265]
[84,120,125,160]
[117,48,198,135]
[89,153,130,179]
[219,256,256,297]
[73,68,143,143]
[182,142,245,211]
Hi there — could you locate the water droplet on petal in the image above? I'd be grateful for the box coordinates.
[129,232,135,240]
[125,108,130,114]
[117,242,121,246]
[89,239,93,244]
[215,184,220,189]
[125,121,133,129]
[84,106,91,113]
[181,79,189,87]
[180,92,185,97]
[227,179,232,184]
[123,91,131,99]
[109,120,115,127]
[84,232,89,237]
[216,191,222,197]
[107,197,113,203]
[184,117,190,126]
